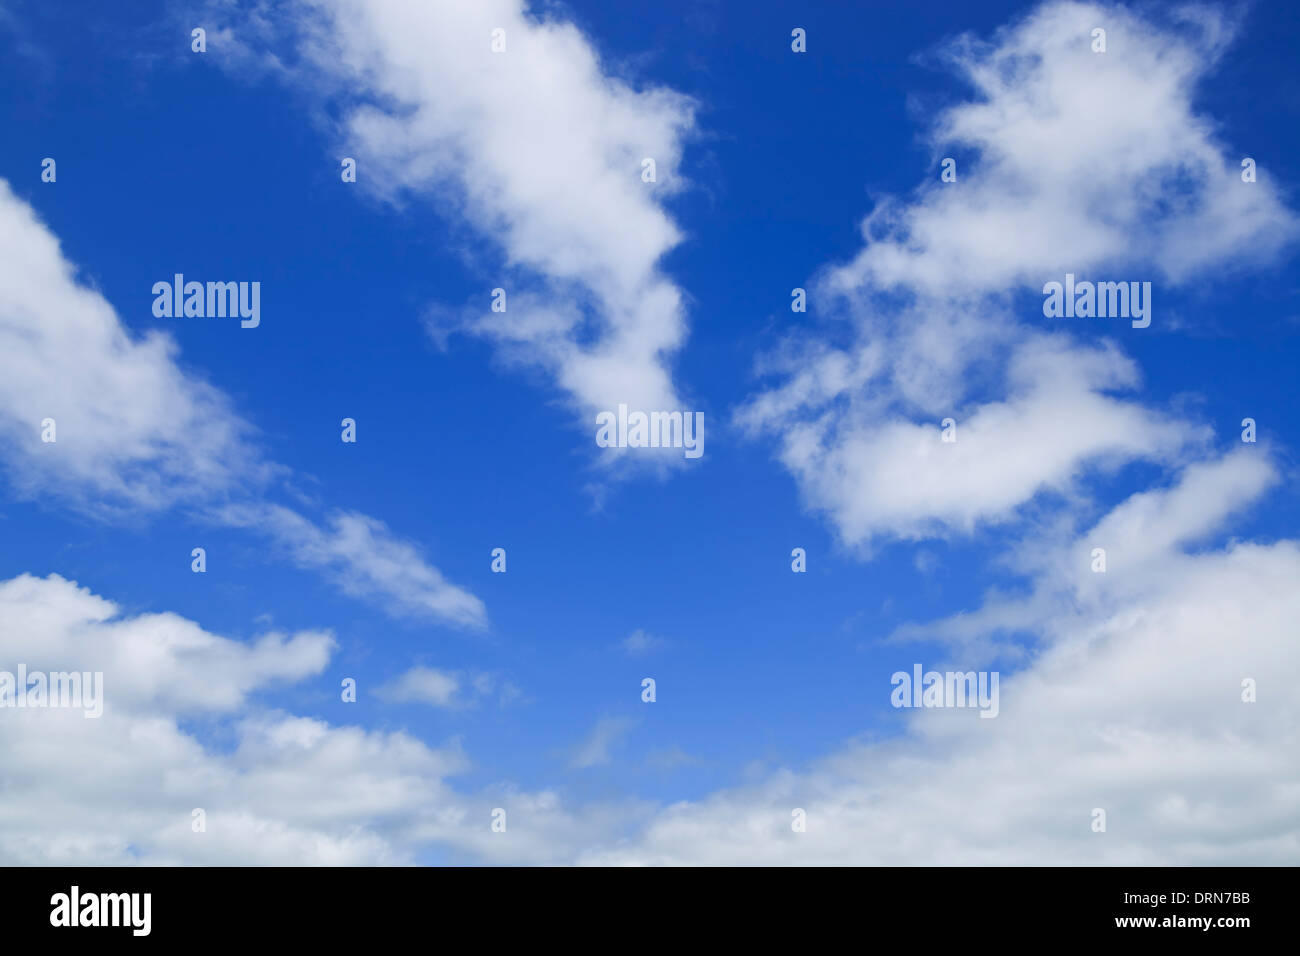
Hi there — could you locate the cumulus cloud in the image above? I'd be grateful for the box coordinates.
[0,573,585,865]
[739,0,1297,548]
[830,2,1292,299]
[578,453,1300,864]
[3,0,1293,868]
[755,337,1204,545]
[0,573,332,714]
[203,0,698,467]
[2,450,1294,865]
[599,1,1299,866]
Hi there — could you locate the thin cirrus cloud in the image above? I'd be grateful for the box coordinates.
[202,0,699,467]
[218,504,486,629]
[376,665,516,709]
[0,178,485,629]
[378,666,462,708]
[619,628,666,656]
[737,0,1297,550]
[570,715,638,770]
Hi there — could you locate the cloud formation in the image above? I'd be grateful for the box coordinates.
[0,573,579,864]
[581,454,1300,864]
[206,0,699,463]
[0,180,484,628]
[739,1,1296,548]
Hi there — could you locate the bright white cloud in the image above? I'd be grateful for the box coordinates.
[0,573,332,714]
[0,573,583,865]
[578,453,1300,864]
[206,0,698,460]
[0,180,261,513]
[1,453,1293,865]
[755,337,1204,546]
[3,0,1294,869]
[827,2,1292,300]
[739,1,1297,548]
[601,1,1300,865]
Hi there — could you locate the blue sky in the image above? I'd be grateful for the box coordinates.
[0,0,1297,864]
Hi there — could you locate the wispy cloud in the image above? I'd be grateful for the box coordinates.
[0,180,484,628]
[619,628,666,656]
[570,716,637,769]
[220,505,486,629]
[378,666,518,709]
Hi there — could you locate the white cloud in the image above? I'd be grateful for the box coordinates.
[578,454,1300,864]
[0,573,583,865]
[0,180,263,513]
[3,447,1295,865]
[558,1,1300,866]
[0,573,332,714]
[3,0,1294,868]
[205,0,698,465]
[377,665,515,709]
[0,180,483,628]
[752,337,1203,546]
[220,505,486,629]
[739,1,1297,548]
[379,667,461,708]
[852,1,1290,294]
